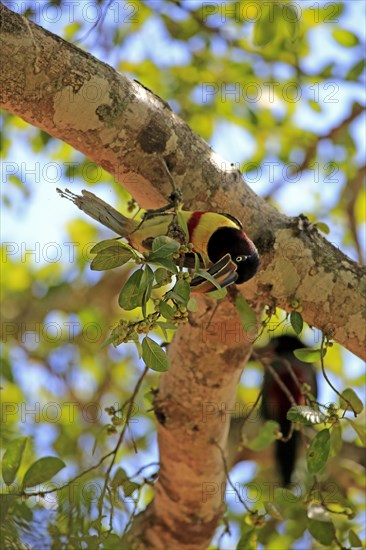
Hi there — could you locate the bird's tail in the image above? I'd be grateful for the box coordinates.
[57,188,137,237]
[276,423,300,486]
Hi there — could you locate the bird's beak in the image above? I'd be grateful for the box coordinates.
[190,254,238,293]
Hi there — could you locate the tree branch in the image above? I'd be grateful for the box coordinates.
[264,105,365,200]
[1,4,364,360]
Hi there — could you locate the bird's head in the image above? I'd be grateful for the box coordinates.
[207,226,260,284]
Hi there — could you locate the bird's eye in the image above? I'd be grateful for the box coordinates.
[236,255,248,263]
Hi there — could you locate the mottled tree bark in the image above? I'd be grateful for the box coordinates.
[1,4,365,549]
[123,297,254,550]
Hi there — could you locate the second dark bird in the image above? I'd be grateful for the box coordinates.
[261,336,318,486]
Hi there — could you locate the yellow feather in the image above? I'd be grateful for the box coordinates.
[129,211,240,265]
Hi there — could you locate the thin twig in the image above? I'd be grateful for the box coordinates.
[265,105,365,200]
[309,475,354,550]
[160,159,178,194]
[242,390,263,423]
[97,366,149,521]
[122,486,143,537]
[73,0,114,44]
[283,358,303,392]
[130,462,160,480]
[212,441,252,513]
[252,351,300,443]
[320,335,356,416]
[265,365,297,408]
[20,449,116,498]
[106,485,114,533]
[217,516,231,546]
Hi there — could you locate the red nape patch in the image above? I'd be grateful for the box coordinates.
[187,212,204,241]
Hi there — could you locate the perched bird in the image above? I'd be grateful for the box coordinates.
[261,336,318,486]
[57,189,260,292]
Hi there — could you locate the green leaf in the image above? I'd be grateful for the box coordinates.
[158,301,177,321]
[2,437,27,485]
[64,22,82,41]
[349,529,362,547]
[256,2,300,48]
[315,222,330,235]
[339,388,363,414]
[308,99,321,113]
[319,63,335,78]
[150,257,178,273]
[245,421,279,451]
[110,467,140,497]
[154,268,170,286]
[101,533,122,549]
[22,457,65,488]
[253,3,279,46]
[264,501,283,520]
[325,501,354,518]
[142,337,169,372]
[148,236,180,272]
[141,265,155,315]
[194,252,202,271]
[332,29,359,47]
[118,269,145,310]
[194,269,223,291]
[346,59,366,81]
[111,467,128,489]
[90,238,125,254]
[346,419,366,446]
[306,429,330,474]
[150,236,180,258]
[287,406,326,425]
[156,321,177,331]
[236,523,256,550]
[293,347,326,363]
[176,210,189,242]
[0,494,17,521]
[156,321,177,340]
[90,245,134,271]
[280,5,300,41]
[330,423,343,456]
[187,297,198,312]
[208,287,227,300]
[0,356,14,382]
[290,311,303,335]
[123,481,140,497]
[308,519,335,546]
[91,426,106,456]
[236,295,257,331]
[168,279,190,305]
